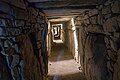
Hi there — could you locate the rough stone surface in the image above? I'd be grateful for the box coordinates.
[103,16,119,32]
[17,35,43,80]
[104,14,112,21]
[89,9,98,17]
[85,24,104,33]
[102,5,111,15]
[0,0,48,80]
[98,11,103,25]
[111,0,120,13]
[75,0,120,80]
[117,15,120,29]
[89,16,98,24]
[113,49,120,80]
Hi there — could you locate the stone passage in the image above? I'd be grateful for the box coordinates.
[48,44,87,80]
[0,0,120,80]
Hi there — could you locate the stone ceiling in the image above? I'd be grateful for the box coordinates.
[27,0,104,20]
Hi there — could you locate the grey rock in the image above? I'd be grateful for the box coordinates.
[84,14,89,20]
[104,0,112,6]
[117,15,120,29]
[15,20,25,27]
[98,11,104,25]
[104,14,112,21]
[111,0,120,13]
[74,20,82,26]
[113,49,120,80]
[89,9,98,17]
[90,16,98,24]
[102,5,111,15]
[103,17,118,32]
[85,24,104,33]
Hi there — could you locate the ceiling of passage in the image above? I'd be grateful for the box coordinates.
[28,0,104,20]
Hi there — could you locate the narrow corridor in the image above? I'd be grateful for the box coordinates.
[48,44,86,80]
[0,0,120,80]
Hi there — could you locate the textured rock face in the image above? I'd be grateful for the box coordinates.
[85,35,107,80]
[113,49,120,80]
[0,0,48,80]
[75,0,120,80]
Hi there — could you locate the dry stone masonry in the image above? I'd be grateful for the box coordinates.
[0,0,120,80]
[0,0,48,80]
[75,0,120,80]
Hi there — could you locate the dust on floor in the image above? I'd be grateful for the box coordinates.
[48,43,87,80]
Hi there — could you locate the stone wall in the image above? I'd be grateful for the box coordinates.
[65,20,76,56]
[75,0,120,80]
[0,0,48,80]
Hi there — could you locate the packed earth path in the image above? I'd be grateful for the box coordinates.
[48,44,87,80]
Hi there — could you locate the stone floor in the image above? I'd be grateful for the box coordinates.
[48,43,87,80]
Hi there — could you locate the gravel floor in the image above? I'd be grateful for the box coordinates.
[48,43,87,80]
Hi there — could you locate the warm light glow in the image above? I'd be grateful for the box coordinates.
[52,24,64,43]
[54,27,58,35]
[72,26,75,30]
[71,18,74,27]
[48,59,82,76]
[71,18,76,31]
[53,40,63,43]
[71,18,79,62]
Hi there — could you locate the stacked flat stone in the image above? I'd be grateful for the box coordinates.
[0,0,48,80]
[75,0,120,80]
